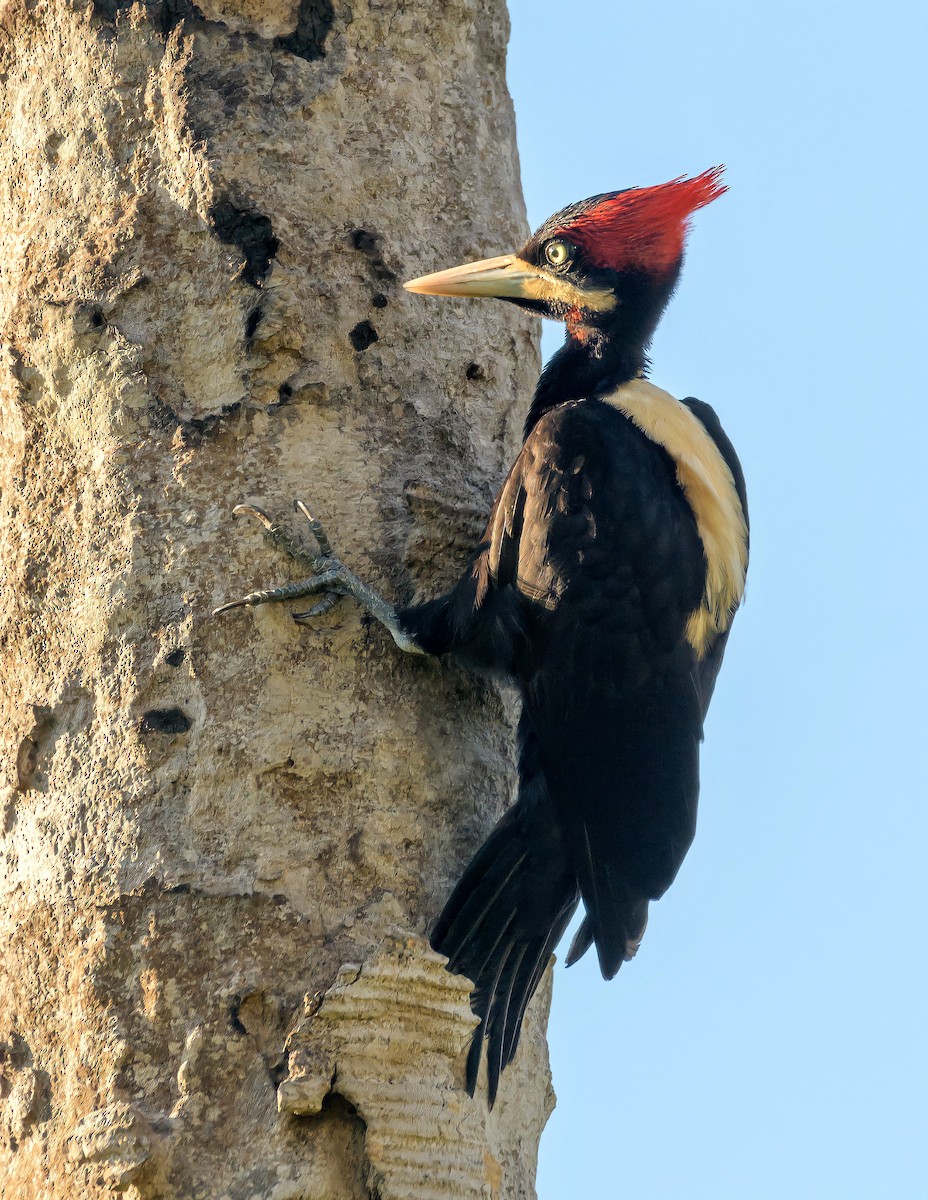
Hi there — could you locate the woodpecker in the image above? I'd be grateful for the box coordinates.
[215,167,749,1107]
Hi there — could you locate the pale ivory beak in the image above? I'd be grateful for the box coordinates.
[403,254,544,300]
[404,253,617,313]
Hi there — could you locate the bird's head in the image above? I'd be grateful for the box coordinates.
[405,167,727,354]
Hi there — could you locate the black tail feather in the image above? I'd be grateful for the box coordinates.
[564,882,650,978]
[492,903,576,1096]
[438,845,527,973]
[431,723,578,1105]
[485,944,527,1104]
[500,941,547,1067]
[568,819,653,979]
[565,914,595,967]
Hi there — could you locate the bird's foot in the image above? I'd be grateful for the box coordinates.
[212,500,424,654]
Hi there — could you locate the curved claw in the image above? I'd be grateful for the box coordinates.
[231,503,277,532]
[212,596,255,617]
[292,591,342,624]
[294,500,333,558]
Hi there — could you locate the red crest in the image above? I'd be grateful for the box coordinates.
[553,166,727,274]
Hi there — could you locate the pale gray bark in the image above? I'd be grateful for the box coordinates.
[0,2,551,1196]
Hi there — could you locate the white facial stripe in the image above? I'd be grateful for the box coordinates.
[603,379,748,658]
[512,261,617,313]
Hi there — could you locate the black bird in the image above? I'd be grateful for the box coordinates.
[215,167,749,1106]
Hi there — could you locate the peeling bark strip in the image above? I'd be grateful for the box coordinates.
[0,2,545,1198]
[280,936,522,1200]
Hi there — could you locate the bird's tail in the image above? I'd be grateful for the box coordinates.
[563,896,649,974]
[430,735,578,1106]
[560,806,653,978]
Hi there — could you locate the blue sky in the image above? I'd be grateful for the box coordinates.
[504,3,928,1197]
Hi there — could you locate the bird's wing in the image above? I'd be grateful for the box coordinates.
[510,400,709,978]
[679,396,750,717]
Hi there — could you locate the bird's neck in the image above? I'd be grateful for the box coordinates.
[524,328,646,437]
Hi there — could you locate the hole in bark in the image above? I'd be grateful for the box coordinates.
[90,309,105,329]
[288,1094,372,1188]
[91,0,127,18]
[348,229,397,284]
[268,1059,288,1087]
[465,362,485,381]
[349,321,378,352]
[139,708,191,736]
[165,648,185,667]
[155,0,204,31]
[278,382,294,402]
[245,306,262,339]
[208,202,279,287]
[350,229,377,255]
[274,0,335,61]
[228,995,248,1036]
[371,293,388,308]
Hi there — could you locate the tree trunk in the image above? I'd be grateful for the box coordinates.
[0,2,548,1197]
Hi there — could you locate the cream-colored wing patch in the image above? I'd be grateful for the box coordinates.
[604,379,748,658]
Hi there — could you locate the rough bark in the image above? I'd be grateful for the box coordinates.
[0,2,548,1197]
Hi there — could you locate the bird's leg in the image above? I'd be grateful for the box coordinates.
[212,500,425,655]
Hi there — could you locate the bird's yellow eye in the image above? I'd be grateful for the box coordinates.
[545,240,571,268]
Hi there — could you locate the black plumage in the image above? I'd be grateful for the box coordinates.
[399,170,749,1104]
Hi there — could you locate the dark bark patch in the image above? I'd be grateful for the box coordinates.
[349,321,378,352]
[466,362,485,381]
[228,995,248,1036]
[209,202,279,287]
[268,1059,289,1086]
[350,229,378,255]
[371,293,388,309]
[349,228,397,285]
[139,708,191,736]
[16,737,40,792]
[274,0,335,61]
[15,706,54,792]
[90,0,127,18]
[91,0,204,34]
[147,391,243,442]
[245,306,262,339]
[165,648,186,667]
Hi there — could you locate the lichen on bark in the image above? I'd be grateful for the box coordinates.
[0,1,551,1197]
